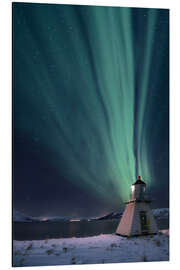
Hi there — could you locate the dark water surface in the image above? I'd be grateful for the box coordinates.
[13,219,169,241]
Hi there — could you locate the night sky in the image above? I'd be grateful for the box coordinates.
[13,3,169,218]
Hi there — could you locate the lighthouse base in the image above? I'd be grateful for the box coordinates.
[116,201,158,237]
[115,232,158,238]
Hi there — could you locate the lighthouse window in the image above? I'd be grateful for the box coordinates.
[139,211,148,233]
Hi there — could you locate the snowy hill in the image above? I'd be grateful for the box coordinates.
[42,216,69,222]
[13,208,169,222]
[97,212,122,220]
[13,209,71,222]
[13,209,37,222]
[152,208,169,219]
[95,208,169,221]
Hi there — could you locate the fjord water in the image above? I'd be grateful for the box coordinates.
[13,218,169,241]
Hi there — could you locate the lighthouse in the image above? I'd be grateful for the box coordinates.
[116,176,158,236]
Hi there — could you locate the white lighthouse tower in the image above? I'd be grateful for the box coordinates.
[116,176,158,236]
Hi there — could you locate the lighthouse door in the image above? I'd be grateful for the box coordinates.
[139,211,148,234]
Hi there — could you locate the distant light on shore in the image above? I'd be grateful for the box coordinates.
[41,217,48,221]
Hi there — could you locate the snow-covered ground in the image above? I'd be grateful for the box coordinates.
[13,230,169,267]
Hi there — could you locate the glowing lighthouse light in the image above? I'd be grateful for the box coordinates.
[131,175,146,201]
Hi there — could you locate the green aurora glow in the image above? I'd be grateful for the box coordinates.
[13,4,169,211]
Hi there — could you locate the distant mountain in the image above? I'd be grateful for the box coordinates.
[13,209,39,222]
[97,212,123,220]
[94,208,169,221]
[152,208,169,219]
[13,209,70,222]
[13,208,169,222]
[42,216,69,222]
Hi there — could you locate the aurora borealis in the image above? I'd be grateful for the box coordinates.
[13,3,169,218]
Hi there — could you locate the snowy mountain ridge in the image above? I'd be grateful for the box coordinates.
[13,209,40,222]
[13,209,70,222]
[13,208,169,222]
[95,208,169,221]
[13,209,34,222]
[152,208,169,219]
